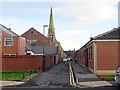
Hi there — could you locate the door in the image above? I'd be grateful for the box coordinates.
[85,48,88,67]
[42,56,46,72]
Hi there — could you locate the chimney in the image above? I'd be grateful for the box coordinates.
[8,28,11,31]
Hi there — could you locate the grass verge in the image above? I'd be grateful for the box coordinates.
[0,71,39,81]
[99,74,115,81]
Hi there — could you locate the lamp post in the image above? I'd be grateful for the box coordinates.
[43,25,48,55]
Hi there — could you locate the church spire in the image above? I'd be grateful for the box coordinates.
[47,7,56,41]
[50,7,53,16]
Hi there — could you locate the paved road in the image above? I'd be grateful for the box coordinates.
[2,61,119,89]
[13,61,73,88]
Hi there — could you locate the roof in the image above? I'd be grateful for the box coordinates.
[21,27,44,38]
[64,51,74,56]
[93,27,120,40]
[27,44,58,55]
[21,27,55,46]
[0,24,19,36]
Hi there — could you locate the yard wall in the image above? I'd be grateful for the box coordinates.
[96,41,119,70]
[1,55,56,72]
[95,41,119,74]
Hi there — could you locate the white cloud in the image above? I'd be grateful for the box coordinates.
[1,0,119,2]
[60,37,89,51]
[60,30,87,35]
[0,16,47,35]
[0,1,118,50]
[54,0,118,24]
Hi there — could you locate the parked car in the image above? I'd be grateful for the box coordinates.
[63,58,67,62]
[66,58,71,61]
[114,66,120,85]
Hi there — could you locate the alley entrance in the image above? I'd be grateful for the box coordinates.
[15,61,73,88]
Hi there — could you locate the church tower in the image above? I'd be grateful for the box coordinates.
[47,7,56,42]
[47,7,66,58]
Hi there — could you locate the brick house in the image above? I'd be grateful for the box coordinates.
[21,27,55,47]
[21,27,61,64]
[21,27,56,54]
[0,24,26,55]
[75,27,120,75]
[0,25,56,72]
[64,49,75,59]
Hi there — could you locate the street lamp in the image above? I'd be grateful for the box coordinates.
[43,25,48,36]
[43,25,48,55]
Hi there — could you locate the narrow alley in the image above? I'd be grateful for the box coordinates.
[14,61,72,88]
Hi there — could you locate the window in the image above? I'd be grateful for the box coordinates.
[5,38,13,46]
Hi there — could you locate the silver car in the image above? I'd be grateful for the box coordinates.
[114,66,120,85]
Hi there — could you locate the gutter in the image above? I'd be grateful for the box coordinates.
[69,62,81,88]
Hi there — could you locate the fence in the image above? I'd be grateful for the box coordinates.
[1,55,56,72]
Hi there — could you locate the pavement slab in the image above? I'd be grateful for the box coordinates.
[70,61,117,88]
[78,81,112,87]
[0,80,24,86]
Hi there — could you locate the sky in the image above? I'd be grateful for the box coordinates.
[0,0,119,51]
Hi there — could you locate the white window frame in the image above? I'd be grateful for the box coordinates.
[4,38,13,46]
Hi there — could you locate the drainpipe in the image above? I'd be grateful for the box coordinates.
[93,41,97,74]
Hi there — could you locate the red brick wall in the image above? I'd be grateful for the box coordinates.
[1,30,26,55]
[2,37,26,55]
[2,38,18,55]
[44,55,55,70]
[75,41,120,72]
[2,31,18,54]
[96,41,119,70]
[74,50,79,62]
[86,43,94,70]
[0,38,2,55]
[44,56,50,69]
[18,37,26,55]
[50,56,55,66]
[78,48,86,66]
[75,42,94,69]
[119,42,120,66]
[1,55,56,72]
[1,55,43,72]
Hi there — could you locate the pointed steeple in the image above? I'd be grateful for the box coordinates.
[47,7,56,41]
